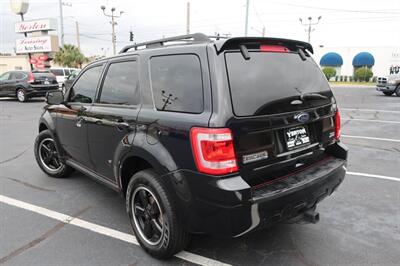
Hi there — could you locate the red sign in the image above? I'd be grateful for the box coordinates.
[35,63,46,69]
[29,58,38,64]
[38,54,49,61]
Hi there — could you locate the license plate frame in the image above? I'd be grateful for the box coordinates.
[284,126,310,150]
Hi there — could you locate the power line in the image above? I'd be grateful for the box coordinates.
[275,2,400,15]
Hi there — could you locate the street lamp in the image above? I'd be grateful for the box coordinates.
[101,5,124,55]
[10,0,29,18]
[299,16,322,43]
[10,0,33,70]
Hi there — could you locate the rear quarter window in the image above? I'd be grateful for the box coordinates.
[150,54,204,114]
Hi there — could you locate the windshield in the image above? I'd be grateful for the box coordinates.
[225,51,332,116]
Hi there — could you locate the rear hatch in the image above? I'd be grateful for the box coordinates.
[223,41,338,186]
[31,71,58,87]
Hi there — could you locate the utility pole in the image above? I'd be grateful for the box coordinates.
[75,21,80,51]
[262,26,265,37]
[186,1,190,34]
[58,1,72,47]
[244,0,250,36]
[299,16,322,43]
[101,5,124,55]
[58,0,64,46]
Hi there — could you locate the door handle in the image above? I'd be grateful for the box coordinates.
[115,119,130,131]
[76,117,85,128]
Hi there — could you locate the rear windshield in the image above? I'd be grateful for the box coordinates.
[225,51,332,116]
[50,69,64,76]
[33,72,56,79]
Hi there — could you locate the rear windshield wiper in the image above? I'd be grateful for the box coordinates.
[300,93,328,101]
[298,48,307,61]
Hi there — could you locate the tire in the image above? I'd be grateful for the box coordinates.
[16,88,27,102]
[126,169,190,259]
[395,85,400,97]
[34,130,73,178]
[383,91,394,96]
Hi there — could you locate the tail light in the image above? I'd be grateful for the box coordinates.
[334,110,341,140]
[190,127,239,175]
[27,72,35,83]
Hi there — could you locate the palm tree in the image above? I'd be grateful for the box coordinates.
[53,44,88,68]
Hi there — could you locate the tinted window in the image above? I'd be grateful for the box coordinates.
[64,69,71,76]
[50,69,64,76]
[69,65,103,103]
[99,61,139,105]
[0,72,11,81]
[225,52,332,116]
[11,72,27,80]
[150,54,203,113]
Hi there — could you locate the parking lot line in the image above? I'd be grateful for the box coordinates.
[347,172,400,182]
[341,135,400,143]
[342,118,400,124]
[0,195,231,266]
[341,108,400,114]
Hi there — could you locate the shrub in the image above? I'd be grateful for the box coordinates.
[354,67,373,82]
[322,67,337,81]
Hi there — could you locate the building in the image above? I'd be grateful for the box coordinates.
[319,52,343,77]
[0,55,30,74]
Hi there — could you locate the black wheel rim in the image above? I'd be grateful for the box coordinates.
[132,186,164,245]
[38,138,63,173]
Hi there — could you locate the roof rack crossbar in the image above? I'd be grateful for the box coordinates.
[119,33,211,53]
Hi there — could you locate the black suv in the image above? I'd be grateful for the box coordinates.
[34,33,347,259]
[0,70,58,102]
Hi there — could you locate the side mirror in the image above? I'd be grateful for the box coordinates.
[46,90,64,105]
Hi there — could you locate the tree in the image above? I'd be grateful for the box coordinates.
[354,67,373,82]
[322,67,336,81]
[53,44,88,68]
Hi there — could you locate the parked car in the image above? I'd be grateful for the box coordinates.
[35,33,348,259]
[376,72,400,96]
[62,70,80,93]
[0,70,58,102]
[49,67,79,88]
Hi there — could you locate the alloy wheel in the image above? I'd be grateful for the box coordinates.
[38,138,63,173]
[17,89,25,102]
[132,186,165,246]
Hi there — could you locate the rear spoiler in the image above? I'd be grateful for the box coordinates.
[215,37,314,54]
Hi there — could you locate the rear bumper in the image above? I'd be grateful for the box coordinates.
[26,86,59,97]
[167,142,348,237]
[376,85,396,93]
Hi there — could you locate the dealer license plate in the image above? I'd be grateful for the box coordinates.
[285,126,310,150]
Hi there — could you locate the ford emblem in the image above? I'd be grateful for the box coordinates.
[295,112,310,123]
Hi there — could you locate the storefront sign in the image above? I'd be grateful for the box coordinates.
[15,35,59,54]
[15,18,57,33]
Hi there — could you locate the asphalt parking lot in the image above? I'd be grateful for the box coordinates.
[1,86,399,266]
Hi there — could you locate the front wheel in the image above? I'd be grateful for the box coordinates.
[126,169,190,259]
[16,88,27,102]
[34,130,73,178]
[395,85,400,97]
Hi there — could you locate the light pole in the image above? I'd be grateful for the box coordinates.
[10,0,33,70]
[101,5,124,55]
[244,0,250,36]
[299,16,322,43]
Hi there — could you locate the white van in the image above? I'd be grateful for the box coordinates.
[50,68,80,88]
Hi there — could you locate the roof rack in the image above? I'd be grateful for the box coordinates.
[119,33,212,53]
